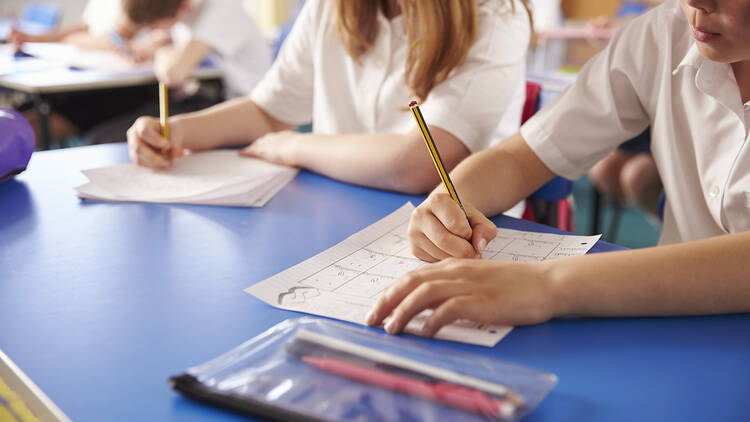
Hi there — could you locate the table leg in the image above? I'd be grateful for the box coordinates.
[591,187,602,235]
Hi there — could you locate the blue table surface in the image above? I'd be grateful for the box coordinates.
[1,144,748,421]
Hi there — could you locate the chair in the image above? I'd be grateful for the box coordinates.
[521,81,575,231]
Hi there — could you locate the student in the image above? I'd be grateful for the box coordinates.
[8,0,154,56]
[126,0,532,194]
[8,0,166,144]
[83,0,272,144]
[119,0,271,98]
[366,0,750,335]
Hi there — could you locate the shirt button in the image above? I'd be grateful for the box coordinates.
[709,185,721,198]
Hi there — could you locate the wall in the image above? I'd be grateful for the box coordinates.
[560,0,620,19]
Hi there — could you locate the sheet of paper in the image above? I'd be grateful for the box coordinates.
[0,45,56,76]
[75,150,297,207]
[246,202,601,347]
[21,42,146,71]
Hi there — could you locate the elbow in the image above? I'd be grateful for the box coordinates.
[389,160,440,195]
[386,132,470,195]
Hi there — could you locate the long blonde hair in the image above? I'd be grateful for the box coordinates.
[332,0,531,102]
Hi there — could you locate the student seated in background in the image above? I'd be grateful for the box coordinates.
[8,0,164,58]
[588,129,663,212]
[83,0,272,144]
[126,0,532,194]
[119,0,271,100]
[9,0,270,145]
[366,0,750,335]
[8,0,169,144]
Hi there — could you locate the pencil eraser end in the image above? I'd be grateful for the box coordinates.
[408,100,418,108]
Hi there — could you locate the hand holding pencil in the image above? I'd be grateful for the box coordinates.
[126,84,183,169]
[406,101,498,261]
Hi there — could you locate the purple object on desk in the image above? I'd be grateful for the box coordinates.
[0,108,35,183]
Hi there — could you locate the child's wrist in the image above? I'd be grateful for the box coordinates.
[289,132,306,166]
[543,259,577,318]
[169,116,188,150]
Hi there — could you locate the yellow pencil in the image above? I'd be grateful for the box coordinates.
[409,100,467,219]
[158,83,169,152]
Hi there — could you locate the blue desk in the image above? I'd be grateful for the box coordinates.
[1,144,748,421]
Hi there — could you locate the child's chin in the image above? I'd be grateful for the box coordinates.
[694,43,735,64]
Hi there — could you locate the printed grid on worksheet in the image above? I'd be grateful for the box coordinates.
[299,220,596,300]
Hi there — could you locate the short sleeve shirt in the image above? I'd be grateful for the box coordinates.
[81,0,121,36]
[521,0,750,244]
[172,0,271,97]
[250,0,531,153]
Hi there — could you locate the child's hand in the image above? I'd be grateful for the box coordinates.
[8,29,34,49]
[127,116,183,169]
[131,30,171,63]
[408,193,498,262]
[365,258,559,337]
[239,130,301,167]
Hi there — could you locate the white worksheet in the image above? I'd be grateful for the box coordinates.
[75,150,298,207]
[246,203,601,347]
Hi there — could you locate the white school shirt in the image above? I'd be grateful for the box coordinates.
[81,0,121,36]
[84,0,270,97]
[521,0,750,245]
[172,0,271,97]
[250,0,530,154]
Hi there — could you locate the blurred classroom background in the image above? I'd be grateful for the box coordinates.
[0,0,661,248]
[0,0,301,33]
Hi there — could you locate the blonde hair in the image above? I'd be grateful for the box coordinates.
[332,0,531,102]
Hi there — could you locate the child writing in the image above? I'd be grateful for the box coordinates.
[126,0,532,194]
[366,0,750,335]
[8,0,150,56]
[83,0,272,144]
[8,0,167,144]
[119,0,271,98]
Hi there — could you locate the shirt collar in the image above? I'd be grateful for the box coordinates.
[672,42,704,75]
[674,42,747,128]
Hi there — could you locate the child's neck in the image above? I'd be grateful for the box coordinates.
[731,60,750,104]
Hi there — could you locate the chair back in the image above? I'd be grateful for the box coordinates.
[523,82,574,201]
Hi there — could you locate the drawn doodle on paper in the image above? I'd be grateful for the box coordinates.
[277,286,320,306]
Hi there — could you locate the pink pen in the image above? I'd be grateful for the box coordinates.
[302,356,516,419]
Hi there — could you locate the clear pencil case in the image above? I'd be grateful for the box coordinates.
[170,317,557,421]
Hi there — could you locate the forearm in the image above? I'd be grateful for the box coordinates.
[171,98,293,150]
[27,24,88,42]
[155,40,211,86]
[63,31,115,50]
[291,133,421,192]
[550,231,750,318]
[447,131,555,215]
[291,129,468,194]
[63,18,139,51]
